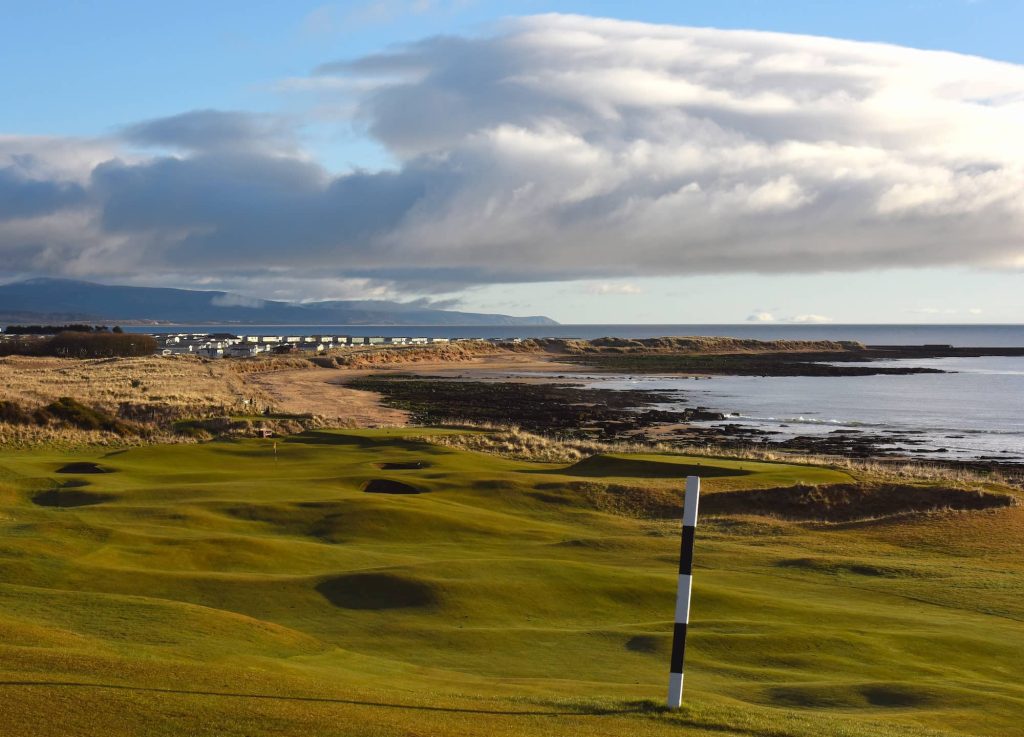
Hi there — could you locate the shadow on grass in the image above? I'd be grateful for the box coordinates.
[32,488,117,508]
[363,479,424,494]
[0,682,658,717]
[532,455,752,479]
[315,572,437,609]
[285,431,448,455]
[56,462,112,474]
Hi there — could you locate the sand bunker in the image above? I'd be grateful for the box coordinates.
[702,483,1015,522]
[56,462,112,474]
[315,572,437,610]
[363,479,424,494]
[33,488,117,508]
[376,461,428,470]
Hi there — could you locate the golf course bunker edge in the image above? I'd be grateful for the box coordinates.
[363,478,424,494]
[56,461,112,474]
[376,461,429,470]
[32,488,118,508]
[315,572,438,610]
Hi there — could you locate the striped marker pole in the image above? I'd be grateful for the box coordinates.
[667,475,700,710]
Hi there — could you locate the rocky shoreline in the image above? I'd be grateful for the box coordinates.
[347,375,725,436]
[351,372,1024,480]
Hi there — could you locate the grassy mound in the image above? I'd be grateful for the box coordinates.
[702,483,1015,521]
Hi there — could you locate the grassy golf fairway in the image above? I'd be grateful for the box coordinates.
[1,430,1022,736]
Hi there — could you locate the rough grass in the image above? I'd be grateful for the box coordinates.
[1,429,1022,736]
[0,355,271,447]
[0,355,261,411]
[0,356,333,448]
[424,426,1009,488]
[702,483,1016,522]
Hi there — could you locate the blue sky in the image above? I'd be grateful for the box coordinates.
[1,1,1022,323]
[5,1,1021,139]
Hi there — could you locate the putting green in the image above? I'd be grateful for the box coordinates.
[0,429,1021,736]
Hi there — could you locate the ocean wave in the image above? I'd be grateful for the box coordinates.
[731,414,891,429]
[724,414,1022,436]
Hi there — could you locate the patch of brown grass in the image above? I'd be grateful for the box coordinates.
[326,341,504,368]
[0,355,273,447]
[0,355,265,412]
[425,425,660,463]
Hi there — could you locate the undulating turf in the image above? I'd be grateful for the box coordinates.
[0,429,1021,736]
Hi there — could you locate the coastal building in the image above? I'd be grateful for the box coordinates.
[227,344,262,358]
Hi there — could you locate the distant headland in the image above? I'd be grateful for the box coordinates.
[0,278,558,327]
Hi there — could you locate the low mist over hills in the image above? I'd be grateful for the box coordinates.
[0,279,557,326]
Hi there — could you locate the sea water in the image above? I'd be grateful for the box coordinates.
[595,355,1024,463]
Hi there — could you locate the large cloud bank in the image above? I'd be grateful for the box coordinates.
[2,14,1023,294]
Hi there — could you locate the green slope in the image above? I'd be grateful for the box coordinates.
[0,430,1021,736]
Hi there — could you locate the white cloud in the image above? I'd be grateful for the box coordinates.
[2,15,1024,292]
[586,282,644,295]
[909,306,987,317]
[210,292,266,308]
[747,310,831,323]
[336,15,1024,279]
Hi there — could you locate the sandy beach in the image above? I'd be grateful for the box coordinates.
[243,352,581,425]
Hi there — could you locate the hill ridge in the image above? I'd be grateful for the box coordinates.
[0,278,558,327]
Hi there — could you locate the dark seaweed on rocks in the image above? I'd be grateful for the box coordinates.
[348,377,723,438]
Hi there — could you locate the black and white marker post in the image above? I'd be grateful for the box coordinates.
[667,475,700,710]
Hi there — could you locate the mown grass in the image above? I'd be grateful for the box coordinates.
[0,429,1021,736]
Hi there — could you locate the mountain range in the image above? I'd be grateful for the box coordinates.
[0,279,557,327]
